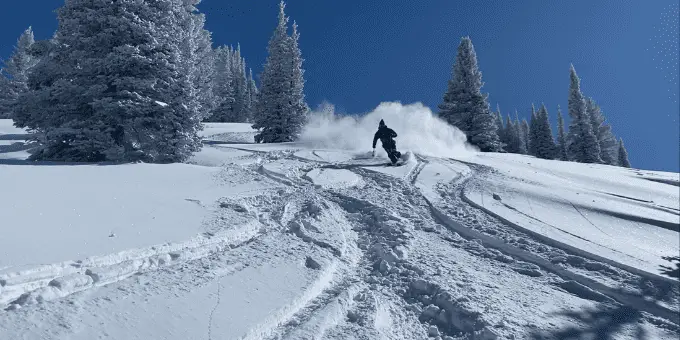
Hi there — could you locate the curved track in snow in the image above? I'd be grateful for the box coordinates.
[1,145,678,340]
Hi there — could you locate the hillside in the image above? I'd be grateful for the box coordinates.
[0,116,678,340]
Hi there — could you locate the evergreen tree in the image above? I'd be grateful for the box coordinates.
[556,105,568,161]
[617,138,631,168]
[504,114,521,153]
[533,104,557,159]
[181,0,216,121]
[231,44,250,123]
[516,111,528,154]
[585,97,618,165]
[495,104,504,144]
[528,104,538,156]
[566,65,601,163]
[520,118,530,155]
[14,0,202,163]
[208,46,236,122]
[438,36,501,151]
[252,2,309,143]
[0,71,12,118]
[0,27,38,119]
[246,68,258,119]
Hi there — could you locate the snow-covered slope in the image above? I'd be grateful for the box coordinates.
[0,109,678,340]
[456,152,680,278]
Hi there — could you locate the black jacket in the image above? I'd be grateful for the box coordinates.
[373,126,397,149]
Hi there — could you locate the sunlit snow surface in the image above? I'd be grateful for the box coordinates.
[1,109,678,339]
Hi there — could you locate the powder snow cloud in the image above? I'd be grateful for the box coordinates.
[299,101,477,158]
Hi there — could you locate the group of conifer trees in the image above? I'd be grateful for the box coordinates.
[438,37,631,167]
[0,0,308,163]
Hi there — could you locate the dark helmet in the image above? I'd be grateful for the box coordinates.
[379,119,385,128]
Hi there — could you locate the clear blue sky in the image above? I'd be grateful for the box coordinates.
[1,0,678,171]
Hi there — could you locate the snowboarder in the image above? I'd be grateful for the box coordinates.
[372,119,402,164]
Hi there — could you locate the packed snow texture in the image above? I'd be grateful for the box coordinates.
[300,102,477,158]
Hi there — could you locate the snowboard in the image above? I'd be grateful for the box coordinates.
[386,152,410,166]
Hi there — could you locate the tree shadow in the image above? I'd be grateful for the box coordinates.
[659,256,680,280]
[530,304,650,340]
[532,274,679,340]
[0,158,133,166]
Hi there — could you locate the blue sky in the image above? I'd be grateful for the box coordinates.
[1,0,678,171]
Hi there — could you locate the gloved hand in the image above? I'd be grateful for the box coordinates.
[372,148,375,157]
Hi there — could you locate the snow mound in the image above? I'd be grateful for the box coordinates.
[304,168,366,189]
[299,102,477,158]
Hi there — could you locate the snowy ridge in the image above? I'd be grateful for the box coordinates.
[0,220,262,310]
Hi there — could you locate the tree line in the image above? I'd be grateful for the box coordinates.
[0,2,631,168]
[0,0,307,163]
[438,37,631,168]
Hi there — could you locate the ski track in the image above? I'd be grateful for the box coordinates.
[2,147,678,340]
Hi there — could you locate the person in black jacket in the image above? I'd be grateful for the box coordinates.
[372,119,402,164]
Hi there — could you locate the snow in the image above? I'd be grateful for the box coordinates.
[457,152,680,277]
[1,111,678,340]
[305,168,365,189]
[200,122,257,144]
[0,120,26,136]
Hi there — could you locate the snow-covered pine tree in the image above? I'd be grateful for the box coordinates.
[504,114,520,153]
[556,105,568,161]
[14,0,202,163]
[0,71,12,119]
[286,20,310,134]
[516,111,528,154]
[528,103,538,156]
[438,36,501,152]
[585,97,618,165]
[180,0,216,121]
[566,64,601,163]
[0,27,38,119]
[246,67,258,120]
[208,46,235,122]
[252,2,309,143]
[495,105,505,146]
[231,44,250,123]
[617,138,631,168]
[533,104,557,159]
[520,118,530,155]
[11,38,58,130]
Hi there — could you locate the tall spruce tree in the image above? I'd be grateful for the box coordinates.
[252,2,309,143]
[617,138,631,168]
[0,70,12,119]
[495,104,505,146]
[13,0,202,163]
[209,46,235,122]
[231,44,250,122]
[528,104,538,156]
[566,65,601,163]
[516,111,528,154]
[585,97,618,165]
[556,105,568,160]
[504,114,521,153]
[532,104,557,159]
[181,0,216,121]
[438,36,501,152]
[246,68,258,119]
[0,27,38,119]
[520,118,530,155]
